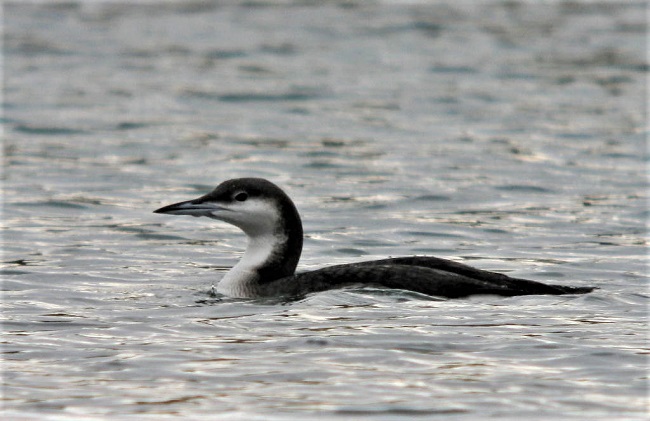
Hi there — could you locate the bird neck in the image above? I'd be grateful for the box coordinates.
[216,204,303,297]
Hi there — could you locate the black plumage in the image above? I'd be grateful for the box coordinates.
[259,256,593,298]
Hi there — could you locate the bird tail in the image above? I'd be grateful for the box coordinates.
[550,285,596,294]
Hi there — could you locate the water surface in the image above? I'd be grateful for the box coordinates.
[3,1,648,420]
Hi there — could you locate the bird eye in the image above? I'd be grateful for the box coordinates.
[234,192,248,202]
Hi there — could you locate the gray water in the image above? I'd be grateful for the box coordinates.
[2,1,648,420]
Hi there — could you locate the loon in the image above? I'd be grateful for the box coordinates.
[154,178,594,299]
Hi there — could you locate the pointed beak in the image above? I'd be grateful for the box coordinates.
[154,199,226,218]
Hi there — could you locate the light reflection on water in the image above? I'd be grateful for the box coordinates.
[3,1,648,420]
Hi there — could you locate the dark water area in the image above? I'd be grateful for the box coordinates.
[2,1,648,419]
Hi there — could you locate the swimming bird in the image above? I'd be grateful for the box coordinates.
[154,178,593,299]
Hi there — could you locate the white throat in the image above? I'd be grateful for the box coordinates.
[216,232,286,298]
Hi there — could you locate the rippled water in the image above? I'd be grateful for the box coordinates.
[3,1,648,419]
